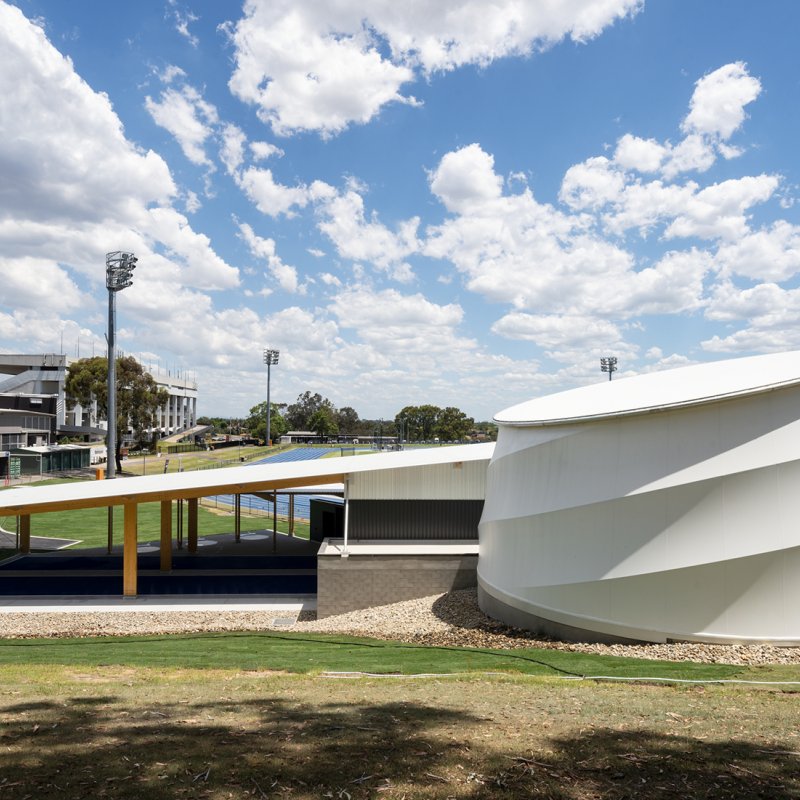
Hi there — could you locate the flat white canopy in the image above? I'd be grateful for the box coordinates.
[495,351,800,426]
[0,443,494,515]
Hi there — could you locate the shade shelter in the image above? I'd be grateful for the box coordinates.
[0,444,493,598]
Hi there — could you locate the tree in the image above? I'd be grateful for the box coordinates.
[285,391,334,431]
[395,404,441,441]
[309,407,339,439]
[245,401,287,443]
[395,404,473,442]
[335,405,359,434]
[66,356,169,472]
[436,406,474,441]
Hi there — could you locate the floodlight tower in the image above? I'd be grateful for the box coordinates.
[600,356,618,381]
[106,251,137,479]
[263,348,279,446]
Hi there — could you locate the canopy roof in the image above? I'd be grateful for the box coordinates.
[0,443,494,515]
[495,351,800,426]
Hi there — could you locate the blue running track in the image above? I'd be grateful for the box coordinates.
[211,447,349,519]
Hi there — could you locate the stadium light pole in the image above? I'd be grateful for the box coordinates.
[600,356,618,381]
[263,348,279,446]
[105,251,137,479]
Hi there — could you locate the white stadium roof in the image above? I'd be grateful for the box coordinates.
[495,351,800,426]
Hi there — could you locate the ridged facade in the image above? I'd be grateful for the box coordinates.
[479,369,800,644]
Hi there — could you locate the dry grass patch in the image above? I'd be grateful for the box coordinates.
[0,665,798,799]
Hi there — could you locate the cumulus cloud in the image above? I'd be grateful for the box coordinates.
[316,190,420,274]
[145,84,219,166]
[0,2,238,337]
[429,144,505,213]
[237,168,336,217]
[226,0,642,136]
[419,59,789,375]
[714,221,800,282]
[682,62,762,140]
[238,222,301,293]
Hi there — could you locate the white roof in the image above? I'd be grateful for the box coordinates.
[495,351,800,426]
[0,442,494,514]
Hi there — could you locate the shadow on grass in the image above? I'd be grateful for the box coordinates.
[0,692,797,799]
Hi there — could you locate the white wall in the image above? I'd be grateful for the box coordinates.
[479,384,800,643]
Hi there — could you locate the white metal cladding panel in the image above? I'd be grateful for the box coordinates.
[478,377,800,644]
[348,459,487,500]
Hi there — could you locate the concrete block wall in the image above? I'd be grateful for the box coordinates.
[317,554,478,618]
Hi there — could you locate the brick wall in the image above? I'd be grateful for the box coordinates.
[317,554,478,618]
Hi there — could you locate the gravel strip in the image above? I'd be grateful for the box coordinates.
[0,588,797,666]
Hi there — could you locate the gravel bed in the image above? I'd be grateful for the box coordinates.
[0,588,798,667]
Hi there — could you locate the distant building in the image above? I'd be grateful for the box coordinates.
[0,353,198,445]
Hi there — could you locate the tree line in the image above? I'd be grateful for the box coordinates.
[212,394,496,442]
[63,357,496,462]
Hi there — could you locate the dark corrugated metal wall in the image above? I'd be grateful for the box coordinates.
[348,499,483,540]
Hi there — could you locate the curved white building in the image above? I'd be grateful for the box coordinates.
[478,351,800,644]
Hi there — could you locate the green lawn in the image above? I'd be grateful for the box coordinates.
[0,630,759,681]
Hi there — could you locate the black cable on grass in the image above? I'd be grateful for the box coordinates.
[0,630,585,677]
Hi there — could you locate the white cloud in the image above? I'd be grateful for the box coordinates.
[168,1,200,47]
[147,207,239,290]
[602,180,696,235]
[145,84,219,167]
[613,134,667,173]
[184,190,201,213]
[227,3,416,137]
[560,156,625,210]
[0,1,239,338]
[316,190,420,273]
[237,167,335,217]
[491,313,624,350]
[158,64,187,84]
[428,143,504,213]
[319,272,341,287]
[250,140,284,161]
[661,133,717,178]
[227,0,641,136]
[219,123,247,174]
[663,174,779,241]
[0,5,176,228]
[0,257,85,311]
[714,221,800,282]
[238,222,301,293]
[682,61,761,140]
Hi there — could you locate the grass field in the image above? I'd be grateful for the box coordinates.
[0,655,797,799]
[9,502,308,550]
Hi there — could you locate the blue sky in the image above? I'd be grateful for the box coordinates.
[2,0,799,421]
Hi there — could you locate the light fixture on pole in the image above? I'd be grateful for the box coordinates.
[600,356,618,381]
[263,348,279,447]
[105,251,137,479]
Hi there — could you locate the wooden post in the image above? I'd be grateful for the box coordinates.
[123,503,138,597]
[188,498,198,553]
[160,500,172,571]
[289,494,294,536]
[19,515,30,554]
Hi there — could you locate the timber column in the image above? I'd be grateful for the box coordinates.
[123,503,138,597]
[19,515,31,554]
